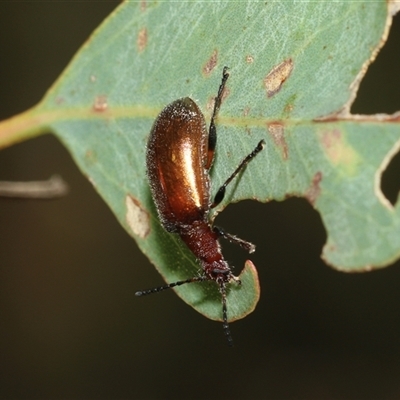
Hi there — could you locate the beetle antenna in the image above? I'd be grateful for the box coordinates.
[135,276,206,297]
[220,282,234,347]
[210,66,229,128]
[137,276,235,347]
[208,67,230,159]
[211,66,230,121]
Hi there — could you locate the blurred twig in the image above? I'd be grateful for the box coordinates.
[0,175,69,199]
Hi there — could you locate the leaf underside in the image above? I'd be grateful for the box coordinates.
[29,1,399,321]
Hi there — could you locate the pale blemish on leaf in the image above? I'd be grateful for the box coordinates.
[264,58,293,97]
[319,129,360,174]
[267,122,288,160]
[137,27,148,52]
[93,95,108,112]
[125,195,150,238]
[283,93,297,116]
[284,103,294,114]
[246,55,254,64]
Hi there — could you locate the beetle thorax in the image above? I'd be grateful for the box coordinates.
[178,220,219,258]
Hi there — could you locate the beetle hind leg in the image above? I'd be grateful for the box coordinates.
[213,226,255,253]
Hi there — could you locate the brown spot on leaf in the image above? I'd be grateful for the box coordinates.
[203,49,218,75]
[321,128,341,148]
[125,195,150,238]
[264,58,293,97]
[207,87,230,112]
[305,171,322,206]
[140,0,146,11]
[221,87,230,102]
[93,95,108,112]
[137,27,148,52]
[267,122,288,160]
[327,243,336,252]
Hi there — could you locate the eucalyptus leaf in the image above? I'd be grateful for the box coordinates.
[1,1,399,322]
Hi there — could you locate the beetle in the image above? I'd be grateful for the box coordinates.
[136,67,265,346]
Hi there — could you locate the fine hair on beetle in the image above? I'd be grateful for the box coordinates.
[136,66,265,346]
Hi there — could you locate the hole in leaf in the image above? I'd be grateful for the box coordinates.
[351,13,400,114]
[380,148,400,206]
[215,198,327,278]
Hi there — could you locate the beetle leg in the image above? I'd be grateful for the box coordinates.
[213,226,255,253]
[211,139,266,208]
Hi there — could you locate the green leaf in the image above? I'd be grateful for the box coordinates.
[0,1,399,322]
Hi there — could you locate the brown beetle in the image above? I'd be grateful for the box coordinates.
[136,67,265,346]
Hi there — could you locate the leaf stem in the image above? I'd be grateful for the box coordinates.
[0,105,49,149]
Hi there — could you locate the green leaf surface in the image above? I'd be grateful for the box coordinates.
[2,1,399,322]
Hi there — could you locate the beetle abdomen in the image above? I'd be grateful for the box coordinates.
[146,98,210,231]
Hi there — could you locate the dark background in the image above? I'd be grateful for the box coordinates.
[1,3,400,399]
